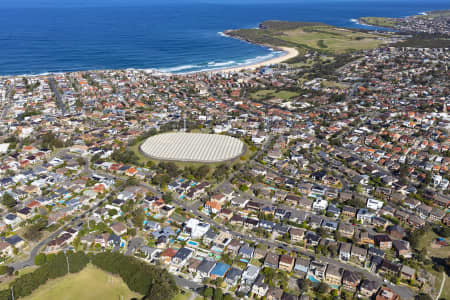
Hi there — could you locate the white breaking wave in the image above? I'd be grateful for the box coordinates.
[207,61,236,67]
[419,12,428,16]
[350,18,375,27]
[242,53,277,65]
[217,31,228,37]
[159,64,200,72]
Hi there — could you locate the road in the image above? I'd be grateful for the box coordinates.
[48,77,66,115]
[7,142,414,298]
[1,84,14,120]
[9,192,110,271]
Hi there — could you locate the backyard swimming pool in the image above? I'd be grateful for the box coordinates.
[187,240,199,247]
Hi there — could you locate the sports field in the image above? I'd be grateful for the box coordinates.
[21,265,142,300]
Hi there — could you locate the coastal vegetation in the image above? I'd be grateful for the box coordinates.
[359,17,398,28]
[226,20,386,58]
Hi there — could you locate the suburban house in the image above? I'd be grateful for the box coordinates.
[325,264,343,287]
[279,255,295,272]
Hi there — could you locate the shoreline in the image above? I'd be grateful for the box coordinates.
[192,46,298,74]
[189,30,299,74]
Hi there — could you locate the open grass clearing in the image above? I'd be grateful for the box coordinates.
[20,264,142,300]
[278,25,384,53]
[416,229,449,258]
[251,89,299,100]
[173,291,192,300]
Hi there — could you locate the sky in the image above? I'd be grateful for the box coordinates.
[1,0,421,8]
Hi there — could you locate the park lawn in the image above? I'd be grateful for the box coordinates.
[251,89,276,99]
[273,90,299,99]
[251,89,299,100]
[416,230,449,258]
[21,264,142,300]
[173,291,192,300]
[278,26,384,53]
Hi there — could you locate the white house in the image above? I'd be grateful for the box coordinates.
[184,218,210,239]
[366,198,383,211]
[312,199,328,213]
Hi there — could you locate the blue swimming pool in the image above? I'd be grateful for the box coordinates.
[308,275,320,283]
[187,240,199,246]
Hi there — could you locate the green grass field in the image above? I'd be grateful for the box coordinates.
[251,89,299,100]
[279,26,384,53]
[21,265,142,300]
[416,230,449,258]
[173,291,192,300]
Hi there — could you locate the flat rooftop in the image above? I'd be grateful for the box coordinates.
[140,132,245,163]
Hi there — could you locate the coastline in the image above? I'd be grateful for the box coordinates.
[199,46,298,74]
[190,30,299,74]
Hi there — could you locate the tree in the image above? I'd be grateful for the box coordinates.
[2,193,16,209]
[213,287,223,300]
[24,219,47,241]
[0,266,13,275]
[316,282,328,294]
[203,287,213,298]
[108,208,118,217]
[34,253,47,265]
[132,208,145,229]
[416,293,433,300]
[239,184,248,192]
[163,192,173,203]
[223,294,233,300]
[298,278,310,291]
[127,228,137,237]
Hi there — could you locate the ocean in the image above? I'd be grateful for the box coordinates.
[0,0,448,75]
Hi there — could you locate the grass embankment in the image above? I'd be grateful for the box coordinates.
[20,264,142,300]
[227,20,386,58]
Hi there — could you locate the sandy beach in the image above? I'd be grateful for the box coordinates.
[201,46,298,74]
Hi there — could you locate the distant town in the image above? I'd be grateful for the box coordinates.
[0,8,448,300]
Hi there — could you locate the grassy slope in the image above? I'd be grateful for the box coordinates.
[227,21,385,55]
[20,264,142,300]
[417,230,450,298]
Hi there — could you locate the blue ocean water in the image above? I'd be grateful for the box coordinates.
[0,0,448,75]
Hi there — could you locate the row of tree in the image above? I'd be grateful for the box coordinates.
[0,251,178,300]
[90,252,178,300]
[0,251,89,300]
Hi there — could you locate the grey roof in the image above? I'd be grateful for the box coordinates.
[360,279,379,291]
[173,247,193,261]
[197,259,216,274]
[225,267,243,281]
[239,244,254,257]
